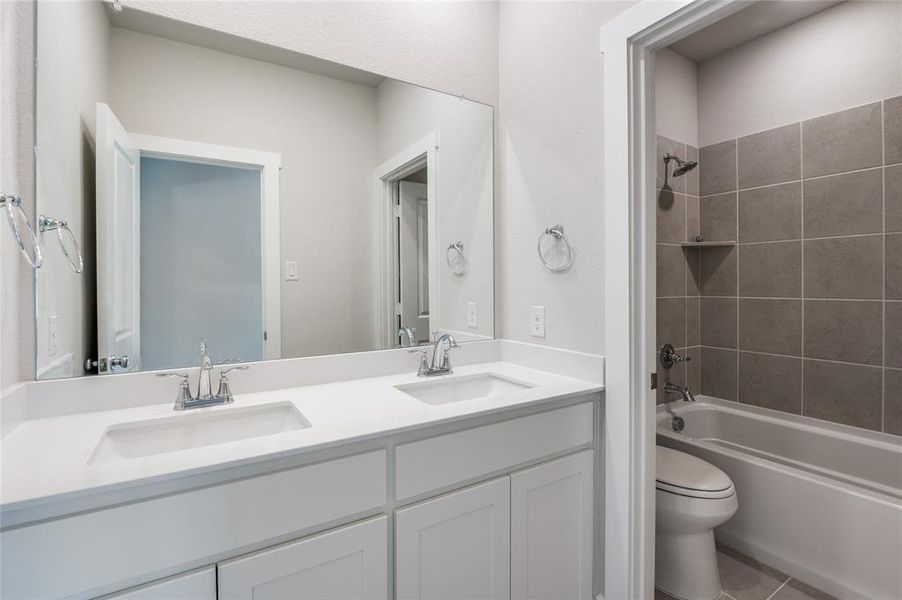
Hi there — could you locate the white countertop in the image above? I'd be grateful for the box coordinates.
[1,361,601,519]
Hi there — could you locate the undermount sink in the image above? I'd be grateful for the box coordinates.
[395,372,535,406]
[89,402,311,464]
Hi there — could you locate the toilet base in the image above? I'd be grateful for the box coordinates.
[655,529,722,600]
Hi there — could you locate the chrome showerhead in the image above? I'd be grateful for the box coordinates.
[663,153,698,178]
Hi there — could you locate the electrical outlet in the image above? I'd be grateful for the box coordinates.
[529,305,545,338]
[49,315,59,358]
[467,302,478,328]
[285,261,299,281]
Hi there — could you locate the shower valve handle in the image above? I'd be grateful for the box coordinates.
[660,343,689,370]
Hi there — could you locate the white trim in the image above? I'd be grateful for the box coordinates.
[599,2,747,598]
[373,132,440,348]
[130,133,283,361]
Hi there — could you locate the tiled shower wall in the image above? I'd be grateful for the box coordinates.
[657,96,902,437]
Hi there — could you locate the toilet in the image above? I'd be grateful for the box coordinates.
[655,446,739,600]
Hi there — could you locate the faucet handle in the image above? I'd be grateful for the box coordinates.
[157,372,193,409]
[156,372,189,382]
[219,364,249,376]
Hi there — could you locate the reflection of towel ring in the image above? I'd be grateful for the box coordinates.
[1,194,42,269]
[538,225,573,272]
[39,215,84,273]
[446,241,465,275]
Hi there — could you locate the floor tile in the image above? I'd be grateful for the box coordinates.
[771,578,837,600]
[716,545,788,600]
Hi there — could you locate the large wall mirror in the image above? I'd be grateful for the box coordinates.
[34,1,494,380]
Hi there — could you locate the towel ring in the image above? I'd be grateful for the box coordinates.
[1,194,43,269]
[446,241,465,275]
[538,225,573,272]
[39,215,84,273]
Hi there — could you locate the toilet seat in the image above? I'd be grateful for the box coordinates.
[656,446,735,499]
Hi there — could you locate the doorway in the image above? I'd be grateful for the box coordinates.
[396,169,431,347]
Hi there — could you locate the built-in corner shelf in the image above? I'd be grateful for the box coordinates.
[679,241,736,248]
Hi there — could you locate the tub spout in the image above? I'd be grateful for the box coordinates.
[665,382,696,402]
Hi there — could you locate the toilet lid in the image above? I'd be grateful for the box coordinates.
[656,446,733,496]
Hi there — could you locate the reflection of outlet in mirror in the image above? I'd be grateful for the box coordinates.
[530,305,545,338]
[285,261,298,281]
[49,315,59,358]
[467,302,478,328]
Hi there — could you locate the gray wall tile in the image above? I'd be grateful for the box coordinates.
[885,95,902,166]
[657,189,686,244]
[686,247,701,296]
[657,244,686,297]
[700,139,737,195]
[701,297,737,348]
[657,298,686,349]
[738,123,801,189]
[738,352,802,414]
[803,168,883,238]
[657,135,686,193]
[804,235,883,299]
[739,242,801,297]
[700,192,737,242]
[887,233,902,300]
[804,300,883,366]
[686,297,700,347]
[700,246,737,296]
[701,347,737,400]
[802,102,882,178]
[686,146,699,196]
[886,302,902,369]
[738,299,801,356]
[686,196,700,243]
[887,165,902,233]
[885,368,902,435]
[739,182,801,243]
[803,360,882,431]
[686,347,700,393]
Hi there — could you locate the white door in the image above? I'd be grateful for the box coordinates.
[398,181,430,345]
[511,451,595,600]
[395,477,511,600]
[95,102,140,373]
[104,567,215,600]
[217,517,387,600]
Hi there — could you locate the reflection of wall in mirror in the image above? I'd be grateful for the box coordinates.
[35,0,109,378]
[376,79,494,342]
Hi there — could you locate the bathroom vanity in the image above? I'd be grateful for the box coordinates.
[0,344,603,599]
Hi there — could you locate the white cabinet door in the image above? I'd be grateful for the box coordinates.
[511,450,594,600]
[396,477,510,600]
[103,567,215,599]
[217,517,387,600]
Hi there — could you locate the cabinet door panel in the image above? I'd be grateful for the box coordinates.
[511,450,594,600]
[217,517,387,600]
[103,567,215,599]
[396,477,510,600]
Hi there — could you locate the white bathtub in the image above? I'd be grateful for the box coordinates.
[656,397,902,600]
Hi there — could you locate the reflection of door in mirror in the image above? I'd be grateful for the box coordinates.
[398,178,430,347]
[93,103,282,373]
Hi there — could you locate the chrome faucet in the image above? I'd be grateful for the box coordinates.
[409,333,459,377]
[398,326,416,348]
[157,342,248,410]
[664,382,696,403]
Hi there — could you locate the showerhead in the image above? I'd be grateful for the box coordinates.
[663,153,698,178]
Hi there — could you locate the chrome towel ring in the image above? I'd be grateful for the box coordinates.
[538,225,573,272]
[39,215,84,273]
[446,241,465,275]
[1,194,42,269]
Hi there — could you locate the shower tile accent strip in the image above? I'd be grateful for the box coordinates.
[688,95,902,437]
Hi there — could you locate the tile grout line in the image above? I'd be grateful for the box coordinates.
[800,120,806,416]
[765,577,793,600]
[698,344,891,370]
[881,100,886,433]
[734,138,740,402]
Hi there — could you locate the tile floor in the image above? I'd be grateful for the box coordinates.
[655,544,836,600]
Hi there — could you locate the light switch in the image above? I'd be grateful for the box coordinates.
[467,302,478,328]
[285,261,298,281]
[530,305,545,338]
[49,315,59,358]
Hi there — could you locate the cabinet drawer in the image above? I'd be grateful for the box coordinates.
[395,401,593,501]
[101,567,216,599]
[1,450,386,599]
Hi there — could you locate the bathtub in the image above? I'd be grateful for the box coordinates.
[656,396,902,600]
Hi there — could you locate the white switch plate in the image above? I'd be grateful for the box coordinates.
[285,261,299,281]
[467,302,478,328]
[529,305,545,338]
[49,315,59,358]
